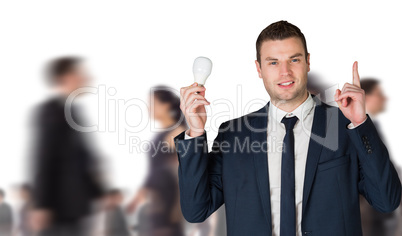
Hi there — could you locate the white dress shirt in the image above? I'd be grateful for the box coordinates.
[268,93,315,236]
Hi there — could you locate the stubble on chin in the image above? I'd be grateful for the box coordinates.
[270,87,307,107]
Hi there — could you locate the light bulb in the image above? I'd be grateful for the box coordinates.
[193,56,213,86]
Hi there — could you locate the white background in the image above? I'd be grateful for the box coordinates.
[0,0,401,204]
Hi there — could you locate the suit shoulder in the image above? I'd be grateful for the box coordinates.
[35,97,63,113]
[33,97,66,126]
[217,104,267,132]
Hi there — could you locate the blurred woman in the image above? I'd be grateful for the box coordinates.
[127,86,187,236]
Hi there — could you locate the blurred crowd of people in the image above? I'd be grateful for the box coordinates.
[0,57,400,236]
[0,57,226,236]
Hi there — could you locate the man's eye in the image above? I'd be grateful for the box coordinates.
[291,59,300,63]
[270,62,277,65]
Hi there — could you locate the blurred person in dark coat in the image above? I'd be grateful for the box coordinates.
[30,57,105,236]
[104,189,131,236]
[359,78,402,236]
[0,189,13,236]
[127,86,186,236]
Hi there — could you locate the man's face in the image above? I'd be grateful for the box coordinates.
[366,85,387,114]
[62,64,90,91]
[149,95,170,121]
[255,37,310,103]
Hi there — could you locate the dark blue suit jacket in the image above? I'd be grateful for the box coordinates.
[174,97,401,236]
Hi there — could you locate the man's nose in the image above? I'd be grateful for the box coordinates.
[280,63,291,76]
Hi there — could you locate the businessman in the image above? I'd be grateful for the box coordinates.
[174,21,401,235]
[31,57,104,236]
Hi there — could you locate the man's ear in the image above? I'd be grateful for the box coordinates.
[255,60,262,78]
[307,53,311,72]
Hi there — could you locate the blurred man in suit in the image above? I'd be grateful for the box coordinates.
[175,21,401,235]
[0,189,13,236]
[31,57,104,236]
[359,78,402,236]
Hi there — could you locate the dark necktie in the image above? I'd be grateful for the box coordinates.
[280,116,299,236]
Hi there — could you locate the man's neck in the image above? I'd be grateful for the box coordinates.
[271,91,309,112]
[56,86,78,97]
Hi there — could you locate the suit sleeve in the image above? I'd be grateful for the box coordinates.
[173,123,226,223]
[347,115,402,212]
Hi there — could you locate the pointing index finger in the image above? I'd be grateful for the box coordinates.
[353,61,361,88]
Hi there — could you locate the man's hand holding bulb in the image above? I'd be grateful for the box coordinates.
[180,57,212,137]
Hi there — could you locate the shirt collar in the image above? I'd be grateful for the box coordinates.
[269,92,315,123]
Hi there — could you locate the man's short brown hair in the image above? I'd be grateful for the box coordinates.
[46,57,82,86]
[256,20,308,65]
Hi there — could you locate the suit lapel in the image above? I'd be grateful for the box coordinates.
[302,97,332,218]
[251,102,272,230]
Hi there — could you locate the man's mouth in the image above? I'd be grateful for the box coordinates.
[277,80,295,88]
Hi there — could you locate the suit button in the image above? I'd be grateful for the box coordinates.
[367,149,373,154]
[363,140,370,145]
[362,135,368,141]
[365,145,372,149]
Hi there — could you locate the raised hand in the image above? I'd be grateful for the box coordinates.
[180,82,210,137]
[334,61,367,126]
